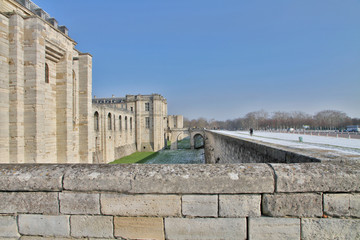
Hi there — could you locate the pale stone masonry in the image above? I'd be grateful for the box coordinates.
[0,0,93,164]
[1,0,184,164]
[0,163,359,239]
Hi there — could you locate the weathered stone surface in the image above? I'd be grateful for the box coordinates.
[101,194,181,217]
[301,218,360,240]
[18,214,69,237]
[63,164,133,192]
[249,217,300,240]
[0,164,66,191]
[60,192,100,214]
[219,194,261,217]
[272,162,360,192]
[262,193,322,217]
[0,216,19,238]
[130,164,274,193]
[20,238,87,240]
[70,215,113,238]
[182,195,218,217]
[114,217,164,239]
[324,194,360,218]
[165,218,246,240]
[0,192,58,214]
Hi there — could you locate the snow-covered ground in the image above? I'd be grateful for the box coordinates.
[212,130,360,156]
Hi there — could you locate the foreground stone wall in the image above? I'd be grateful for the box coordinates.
[0,163,359,239]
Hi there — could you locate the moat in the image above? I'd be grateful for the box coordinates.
[144,137,205,164]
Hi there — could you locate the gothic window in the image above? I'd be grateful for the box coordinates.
[125,116,128,130]
[145,102,150,111]
[108,113,112,130]
[45,63,49,83]
[113,115,116,131]
[119,115,122,130]
[146,117,150,129]
[72,71,77,124]
[94,112,99,131]
[130,117,133,131]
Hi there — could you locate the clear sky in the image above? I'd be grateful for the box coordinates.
[35,0,360,120]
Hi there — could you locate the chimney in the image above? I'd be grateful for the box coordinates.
[58,26,68,36]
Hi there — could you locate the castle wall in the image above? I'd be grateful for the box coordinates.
[0,163,359,239]
[1,0,93,163]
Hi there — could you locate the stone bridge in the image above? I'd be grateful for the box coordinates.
[168,128,205,150]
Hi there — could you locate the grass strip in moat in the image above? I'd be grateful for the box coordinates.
[110,152,159,164]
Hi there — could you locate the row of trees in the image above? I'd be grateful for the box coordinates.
[184,110,360,130]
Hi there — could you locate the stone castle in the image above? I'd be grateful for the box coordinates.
[0,0,183,164]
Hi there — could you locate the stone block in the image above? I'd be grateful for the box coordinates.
[271,162,360,192]
[114,217,164,239]
[18,214,70,237]
[70,215,113,238]
[219,194,261,217]
[301,218,360,240]
[0,216,19,238]
[0,192,58,214]
[182,195,218,217]
[63,164,133,192]
[165,218,246,240]
[262,193,322,217]
[101,194,181,217]
[0,164,66,191]
[324,193,360,217]
[60,192,100,214]
[20,238,87,240]
[248,217,300,240]
[130,164,274,194]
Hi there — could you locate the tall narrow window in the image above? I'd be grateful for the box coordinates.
[125,116,128,130]
[113,115,116,131]
[130,117,133,131]
[94,112,99,131]
[145,117,150,129]
[72,71,77,124]
[45,63,49,83]
[108,113,112,130]
[145,102,150,111]
[119,115,122,130]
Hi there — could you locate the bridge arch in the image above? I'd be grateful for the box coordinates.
[190,130,205,149]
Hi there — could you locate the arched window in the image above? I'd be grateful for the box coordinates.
[125,116,128,131]
[119,116,122,130]
[113,115,116,131]
[45,63,49,83]
[72,71,77,124]
[94,112,99,131]
[130,117,133,131]
[108,113,112,130]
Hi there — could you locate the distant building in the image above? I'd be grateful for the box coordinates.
[93,94,176,163]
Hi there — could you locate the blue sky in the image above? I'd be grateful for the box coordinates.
[35,0,360,120]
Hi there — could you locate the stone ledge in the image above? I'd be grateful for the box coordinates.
[0,164,66,191]
[271,162,360,193]
[0,162,359,194]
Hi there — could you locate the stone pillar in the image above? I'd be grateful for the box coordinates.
[23,17,46,163]
[78,53,92,163]
[9,14,25,163]
[0,15,9,163]
[56,50,73,163]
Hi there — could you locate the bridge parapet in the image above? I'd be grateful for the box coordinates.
[0,163,359,239]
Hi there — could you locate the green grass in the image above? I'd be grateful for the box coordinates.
[109,152,159,164]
